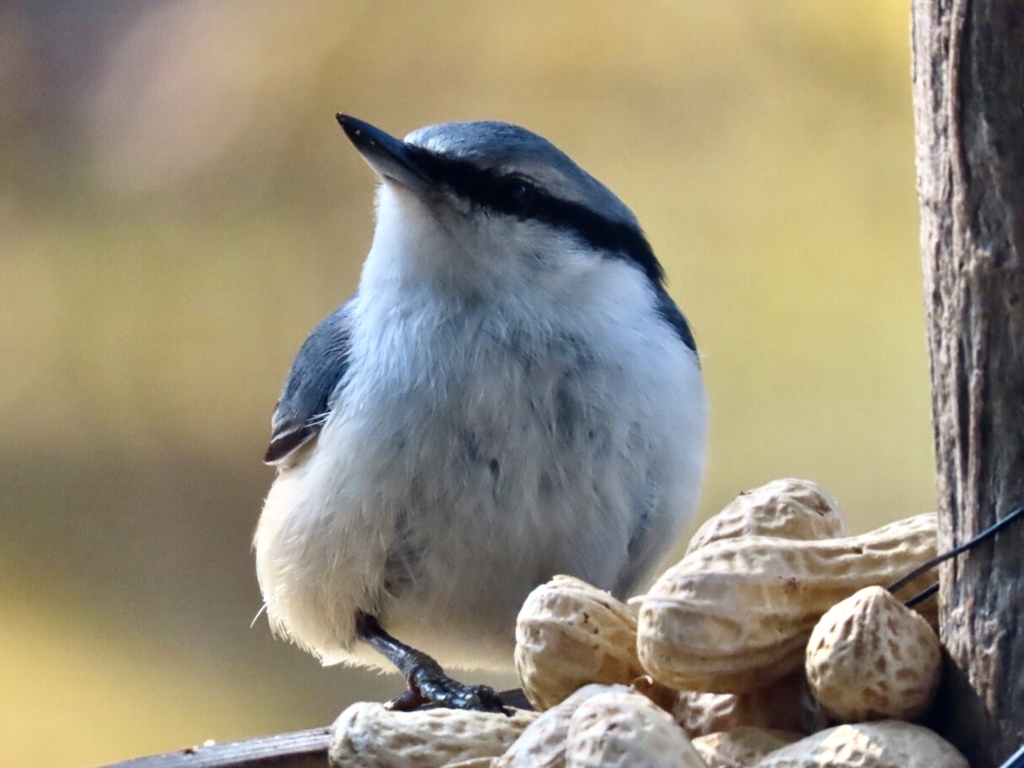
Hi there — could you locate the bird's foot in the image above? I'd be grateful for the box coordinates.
[354,612,515,715]
[386,662,512,715]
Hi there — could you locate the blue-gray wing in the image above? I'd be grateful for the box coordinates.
[654,285,698,355]
[264,302,354,466]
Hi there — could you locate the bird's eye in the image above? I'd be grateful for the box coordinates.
[501,178,539,215]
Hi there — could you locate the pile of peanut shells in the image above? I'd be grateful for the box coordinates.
[328,479,969,768]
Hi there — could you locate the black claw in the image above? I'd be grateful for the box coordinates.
[497,688,534,710]
[384,687,427,712]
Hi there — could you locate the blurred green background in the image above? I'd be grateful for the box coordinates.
[0,2,934,766]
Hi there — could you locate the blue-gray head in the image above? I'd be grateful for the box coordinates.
[336,115,665,289]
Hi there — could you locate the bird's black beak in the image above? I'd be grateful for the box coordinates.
[336,114,433,192]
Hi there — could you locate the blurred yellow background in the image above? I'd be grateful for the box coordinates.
[0,2,934,766]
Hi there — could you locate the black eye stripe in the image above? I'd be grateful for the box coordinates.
[407,148,665,287]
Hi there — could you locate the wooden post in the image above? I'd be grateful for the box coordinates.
[911,1,1024,766]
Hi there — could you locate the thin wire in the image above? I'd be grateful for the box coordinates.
[903,582,939,608]
[887,503,1024,596]
[881,505,1024,767]
[999,745,1024,768]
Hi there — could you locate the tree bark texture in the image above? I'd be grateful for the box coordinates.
[912,1,1024,766]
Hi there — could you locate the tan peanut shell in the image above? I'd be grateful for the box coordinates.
[673,672,810,737]
[805,585,941,722]
[566,689,708,768]
[754,720,969,768]
[515,576,673,710]
[686,478,848,555]
[692,727,803,768]
[496,683,631,768]
[636,513,938,693]
[329,702,537,768]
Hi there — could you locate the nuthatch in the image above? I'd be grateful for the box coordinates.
[254,115,708,711]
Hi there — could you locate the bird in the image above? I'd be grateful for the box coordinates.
[254,114,708,712]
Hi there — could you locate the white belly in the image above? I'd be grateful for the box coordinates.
[255,303,706,671]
